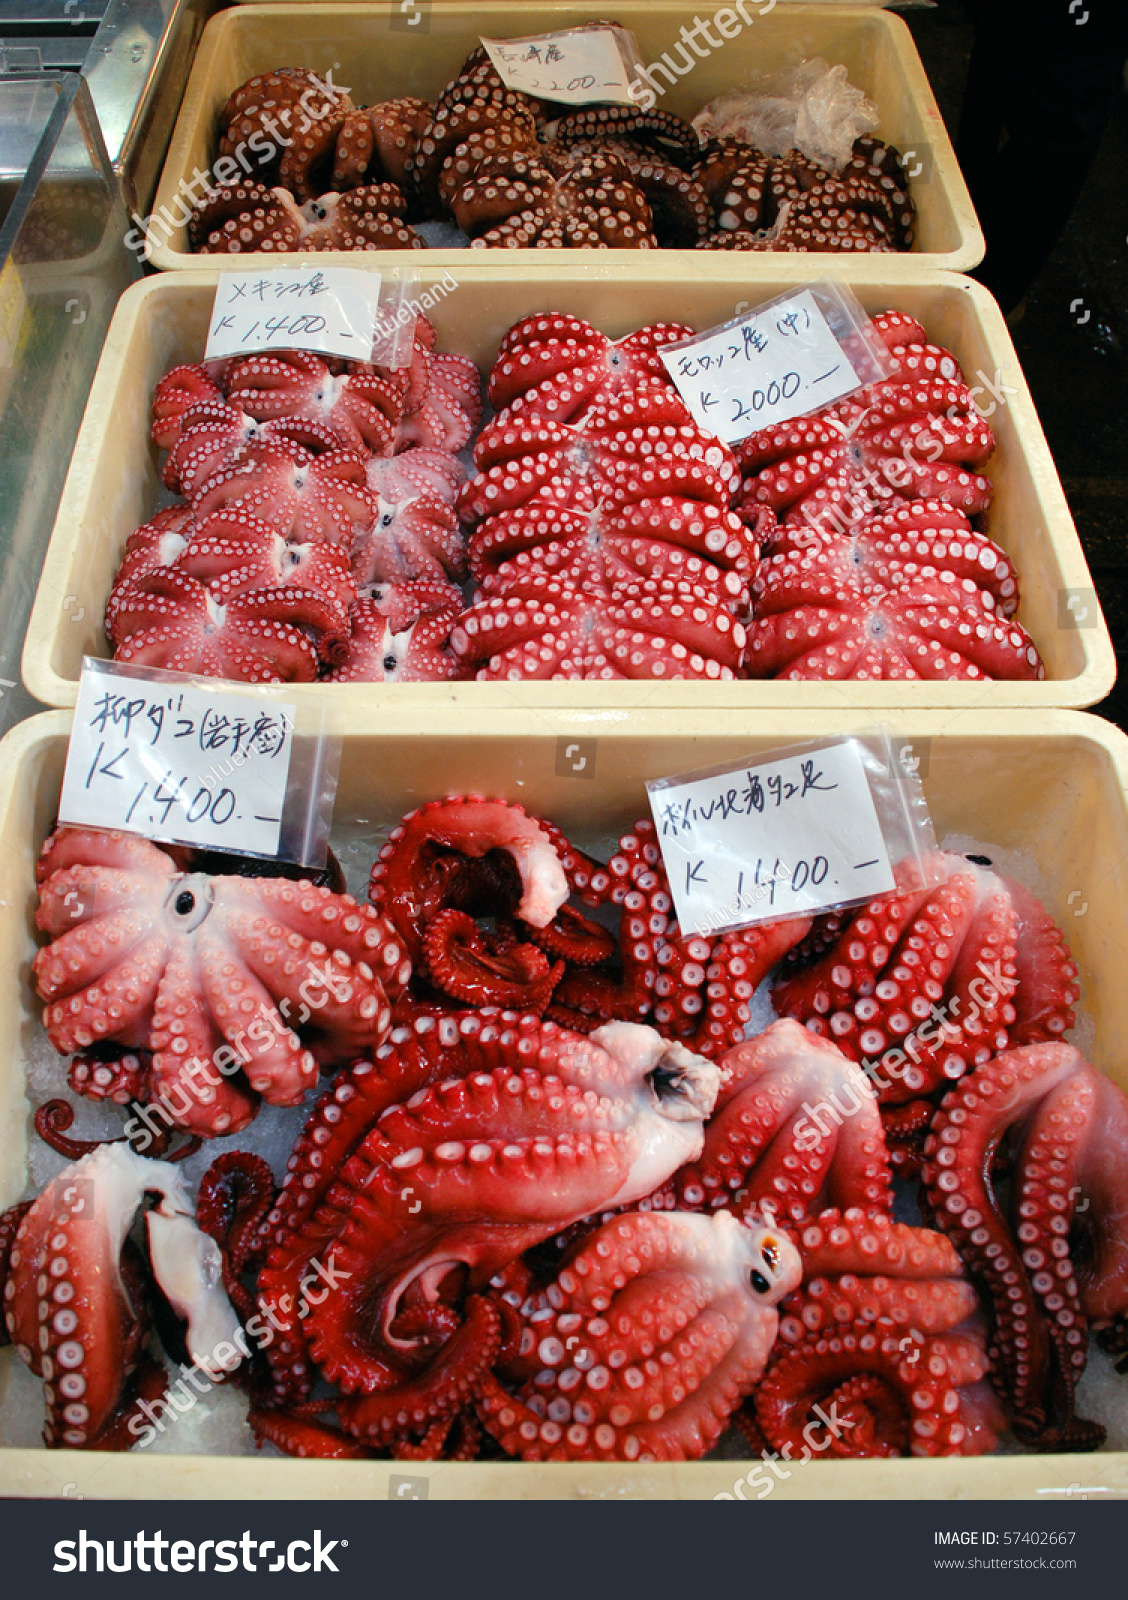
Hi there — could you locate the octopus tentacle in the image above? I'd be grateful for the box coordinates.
[33,1097,201,1164]
[777,1208,978,1345]
[922,1042,1128,1448]
[335,1295,502,1443]
[197,1151,277,1321]
[249,1408,378,1460]
[753,1325,977,1459]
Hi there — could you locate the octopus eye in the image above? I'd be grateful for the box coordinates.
[965,853,993,866]
[749,1269,771,1295]
[174,891,195,917]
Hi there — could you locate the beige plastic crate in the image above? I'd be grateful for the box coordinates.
[146,2,983,272]
[22,264,1113,712]
[2,704,1128,1498]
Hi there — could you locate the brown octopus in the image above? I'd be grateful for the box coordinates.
[695,134,915,253]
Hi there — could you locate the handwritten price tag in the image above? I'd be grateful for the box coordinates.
[660,288,865,445]
[481,27,637,105]
[60,662,296,857]
[205,266,384,363]
[647,739,896,938]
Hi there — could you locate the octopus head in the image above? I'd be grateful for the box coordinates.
[589,1022,722,1206]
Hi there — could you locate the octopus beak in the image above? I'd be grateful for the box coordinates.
[647,1042,721,1123]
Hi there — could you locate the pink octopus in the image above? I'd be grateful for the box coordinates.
[33,828,409,1136]
[478,1209,801,1461]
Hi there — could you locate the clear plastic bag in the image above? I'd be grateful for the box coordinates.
[693,59,879,173]
[645,728,942,939]
[370,267,427,369]
[59,658,343,870]
[658,281,895,447]
[203,265,422,371]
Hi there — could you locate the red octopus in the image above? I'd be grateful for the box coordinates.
[453,316,758,680]
[772,851,1080,1106]
[328,580,462,683]
[356,451,466,586]
[478,1210,800,1461]
[735,311,994,535]
[153,326,480,468]
[737,1207,1002,1461]
[106,507,356,682]
[1,1144,242,1449]
[245,1010,722,1453]
[104,325,479,685]
[33,828,409,1136]
[922,1042,1128,1449]
[745,499,1043,681]
[666,1019,893,1224]
[367,798,802,1058]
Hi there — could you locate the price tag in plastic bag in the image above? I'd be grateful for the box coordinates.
[660,287,879,445]
[205,266,384,363]
[60,661,297,857]
[481,27,639,105]
[647,738,898,938]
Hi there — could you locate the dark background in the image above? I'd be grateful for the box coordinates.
[904,0,1128,728]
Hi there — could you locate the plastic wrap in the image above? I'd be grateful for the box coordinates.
[693,59,880,173]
